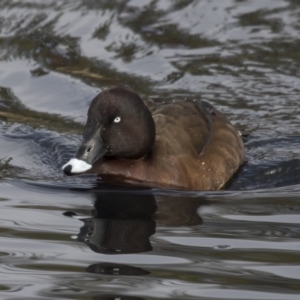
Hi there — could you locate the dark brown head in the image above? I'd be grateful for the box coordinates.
[62,87,155,175]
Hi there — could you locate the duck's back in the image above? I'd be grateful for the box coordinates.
[139,100,243,190]
[151,101,212,157]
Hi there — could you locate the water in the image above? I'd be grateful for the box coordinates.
[0,0,300,299]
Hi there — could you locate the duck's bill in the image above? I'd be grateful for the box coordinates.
[62,134,107,176]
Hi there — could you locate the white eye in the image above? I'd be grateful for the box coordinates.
[114,116,121,123]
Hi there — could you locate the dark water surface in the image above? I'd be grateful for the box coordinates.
[1,0,300,299]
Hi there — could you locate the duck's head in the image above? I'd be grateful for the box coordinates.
[62,87,155,175]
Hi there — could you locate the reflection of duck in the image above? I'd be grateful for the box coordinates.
[76,187,208,255]
[63,87,244,190]
[78,218,155,254]
[155,195,205,226]
[77,189,156,254]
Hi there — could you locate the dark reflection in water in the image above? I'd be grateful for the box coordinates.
[69,186,210,282]
[76,187,207,256]
[79,217,155,254]
[77,187,156,254]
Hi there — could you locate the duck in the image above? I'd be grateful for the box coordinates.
[62,87,245,190]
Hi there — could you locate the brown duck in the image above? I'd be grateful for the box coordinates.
[62,87,244,190]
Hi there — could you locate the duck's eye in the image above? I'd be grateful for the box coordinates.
[114,116,121,123]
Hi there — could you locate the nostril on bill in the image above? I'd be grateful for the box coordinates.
[63,164,73,176]
[86,146,92,153]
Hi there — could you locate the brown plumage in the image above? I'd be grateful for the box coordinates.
[62,87,245,190]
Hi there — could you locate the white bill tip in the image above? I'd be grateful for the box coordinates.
[62,158,92,174]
